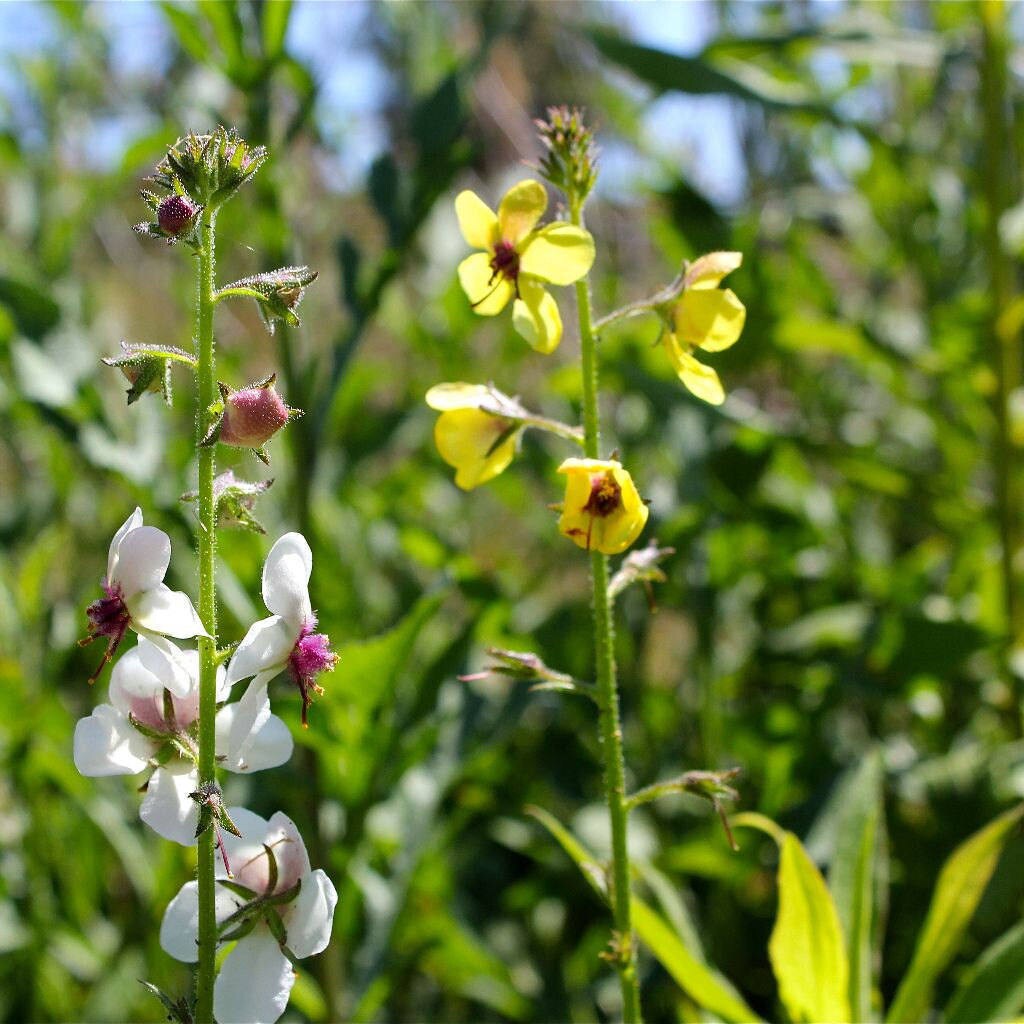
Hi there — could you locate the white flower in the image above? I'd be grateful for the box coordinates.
[73,637,293,844]
[81,507,208,683]
[160,808,337,1024]
[227,533,336,735]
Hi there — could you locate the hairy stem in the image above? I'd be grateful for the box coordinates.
[195,208,219,1023]
[570,196,642,1023]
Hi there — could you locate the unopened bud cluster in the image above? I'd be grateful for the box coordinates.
[535,105,598,205]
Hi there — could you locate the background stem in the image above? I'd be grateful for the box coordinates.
[571,197,642,1023]
[195,209,219,1024]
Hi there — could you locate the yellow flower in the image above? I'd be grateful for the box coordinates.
[556,458,649,555]
[663,251,746,406]
[455,180,596,354]
[426,383,520,490]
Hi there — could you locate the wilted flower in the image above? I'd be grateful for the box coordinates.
[556,458,649,555]
[72,637,292,844]
[227,533,337,729]
[160,809,337,1024]
[425,383,521,489]
[79,508,208,683]
[456,179,595,353]
[662,252,746,406]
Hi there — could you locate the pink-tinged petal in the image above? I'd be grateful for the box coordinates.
[457,252,514,316]
[130,585,208,639]
[140,763,199,845]
[226,615,295,686]
[218,700,293,774]
[262,533,313,624]
[112,526,170,599]
[224,671,275,772]
[518,223,595,285]
[283,869,338,958]
[160,880,240,963]
[73,704,151,776]
[218,807,273,887]
[107,507,143,581]
[108,643,164,710]
[135,634,196,699]
[265,812,311,891]
[214,929,294,1024]
[454,190,498,250]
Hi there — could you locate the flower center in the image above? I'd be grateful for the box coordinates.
[287,616,337,727]
[489,240,520,284]
[584,472,623,518]
[79,580,131,684]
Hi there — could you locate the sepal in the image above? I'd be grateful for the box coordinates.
[608,539,676,603]
[102,341,197,406]
[626,768,741,850]
[218,266,318,333]
[139,981,193,1024]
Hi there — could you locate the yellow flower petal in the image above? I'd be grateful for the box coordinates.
[455,190,498,250]
[556,458,649,555]
[665,339,725,405]
[497,180,547,245]
[519,223,596,285]
[434,408,517,490]
[425,382,492,411]
[458,252,514,316]
[512,279,562,354]
[673,288,746,352]
[685,251,743,290]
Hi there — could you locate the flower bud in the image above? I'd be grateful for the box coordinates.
[157,194,200,236]
[202,375,302,464]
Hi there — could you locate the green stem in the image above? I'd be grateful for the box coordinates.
[980,0,1023,735]
[195,208,219,1023]
[570,197,642,1023]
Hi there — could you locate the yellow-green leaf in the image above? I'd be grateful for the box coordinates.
[886,803,1024,1023]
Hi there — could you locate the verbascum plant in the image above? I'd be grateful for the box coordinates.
[426,107,747,1022]
[75,129,337,1024]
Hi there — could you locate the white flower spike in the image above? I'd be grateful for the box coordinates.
[160,809,337,1024]
[73,637,292,844]
[227,532,337,736]
[79,507,208,683]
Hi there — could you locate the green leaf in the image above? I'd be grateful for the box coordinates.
[260,0,291,60]
[944,919,1024,1023]
[0,276,60,339]
[886,804,1024,1023]
[588,29,835,116]
[826,750,885,1023]
[738,815,850,1023]
[527,806,762,1023]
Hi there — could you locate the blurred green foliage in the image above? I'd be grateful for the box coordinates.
[3,1,1024,1022]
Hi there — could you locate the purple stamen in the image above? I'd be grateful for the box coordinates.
[287,615,337,727]
[79,580,131,684]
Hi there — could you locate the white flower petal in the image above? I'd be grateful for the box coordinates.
[214,929,294,1024]
[219,807,273,888]
[218,700,293,774]
[130,585,208,639]
[224,671,275,772]
[159,880,239,963]
[112,526,170,599]
[262,533,313,624]
[266,811,311,891]
[108,643,165,710]
[73,704,150,776]
[226,616,294,686]
[140,763,199,845]
[134,634,196,699]
[284,869,338,959]
[107,507,143,582]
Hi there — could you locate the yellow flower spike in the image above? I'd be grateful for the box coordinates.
[556,458,649,556]
[426,383,519,490]
[454,180,595,353]
[663,251,746,406]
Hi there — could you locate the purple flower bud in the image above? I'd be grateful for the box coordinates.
[157,194,199,236]
[219,379,290,449]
